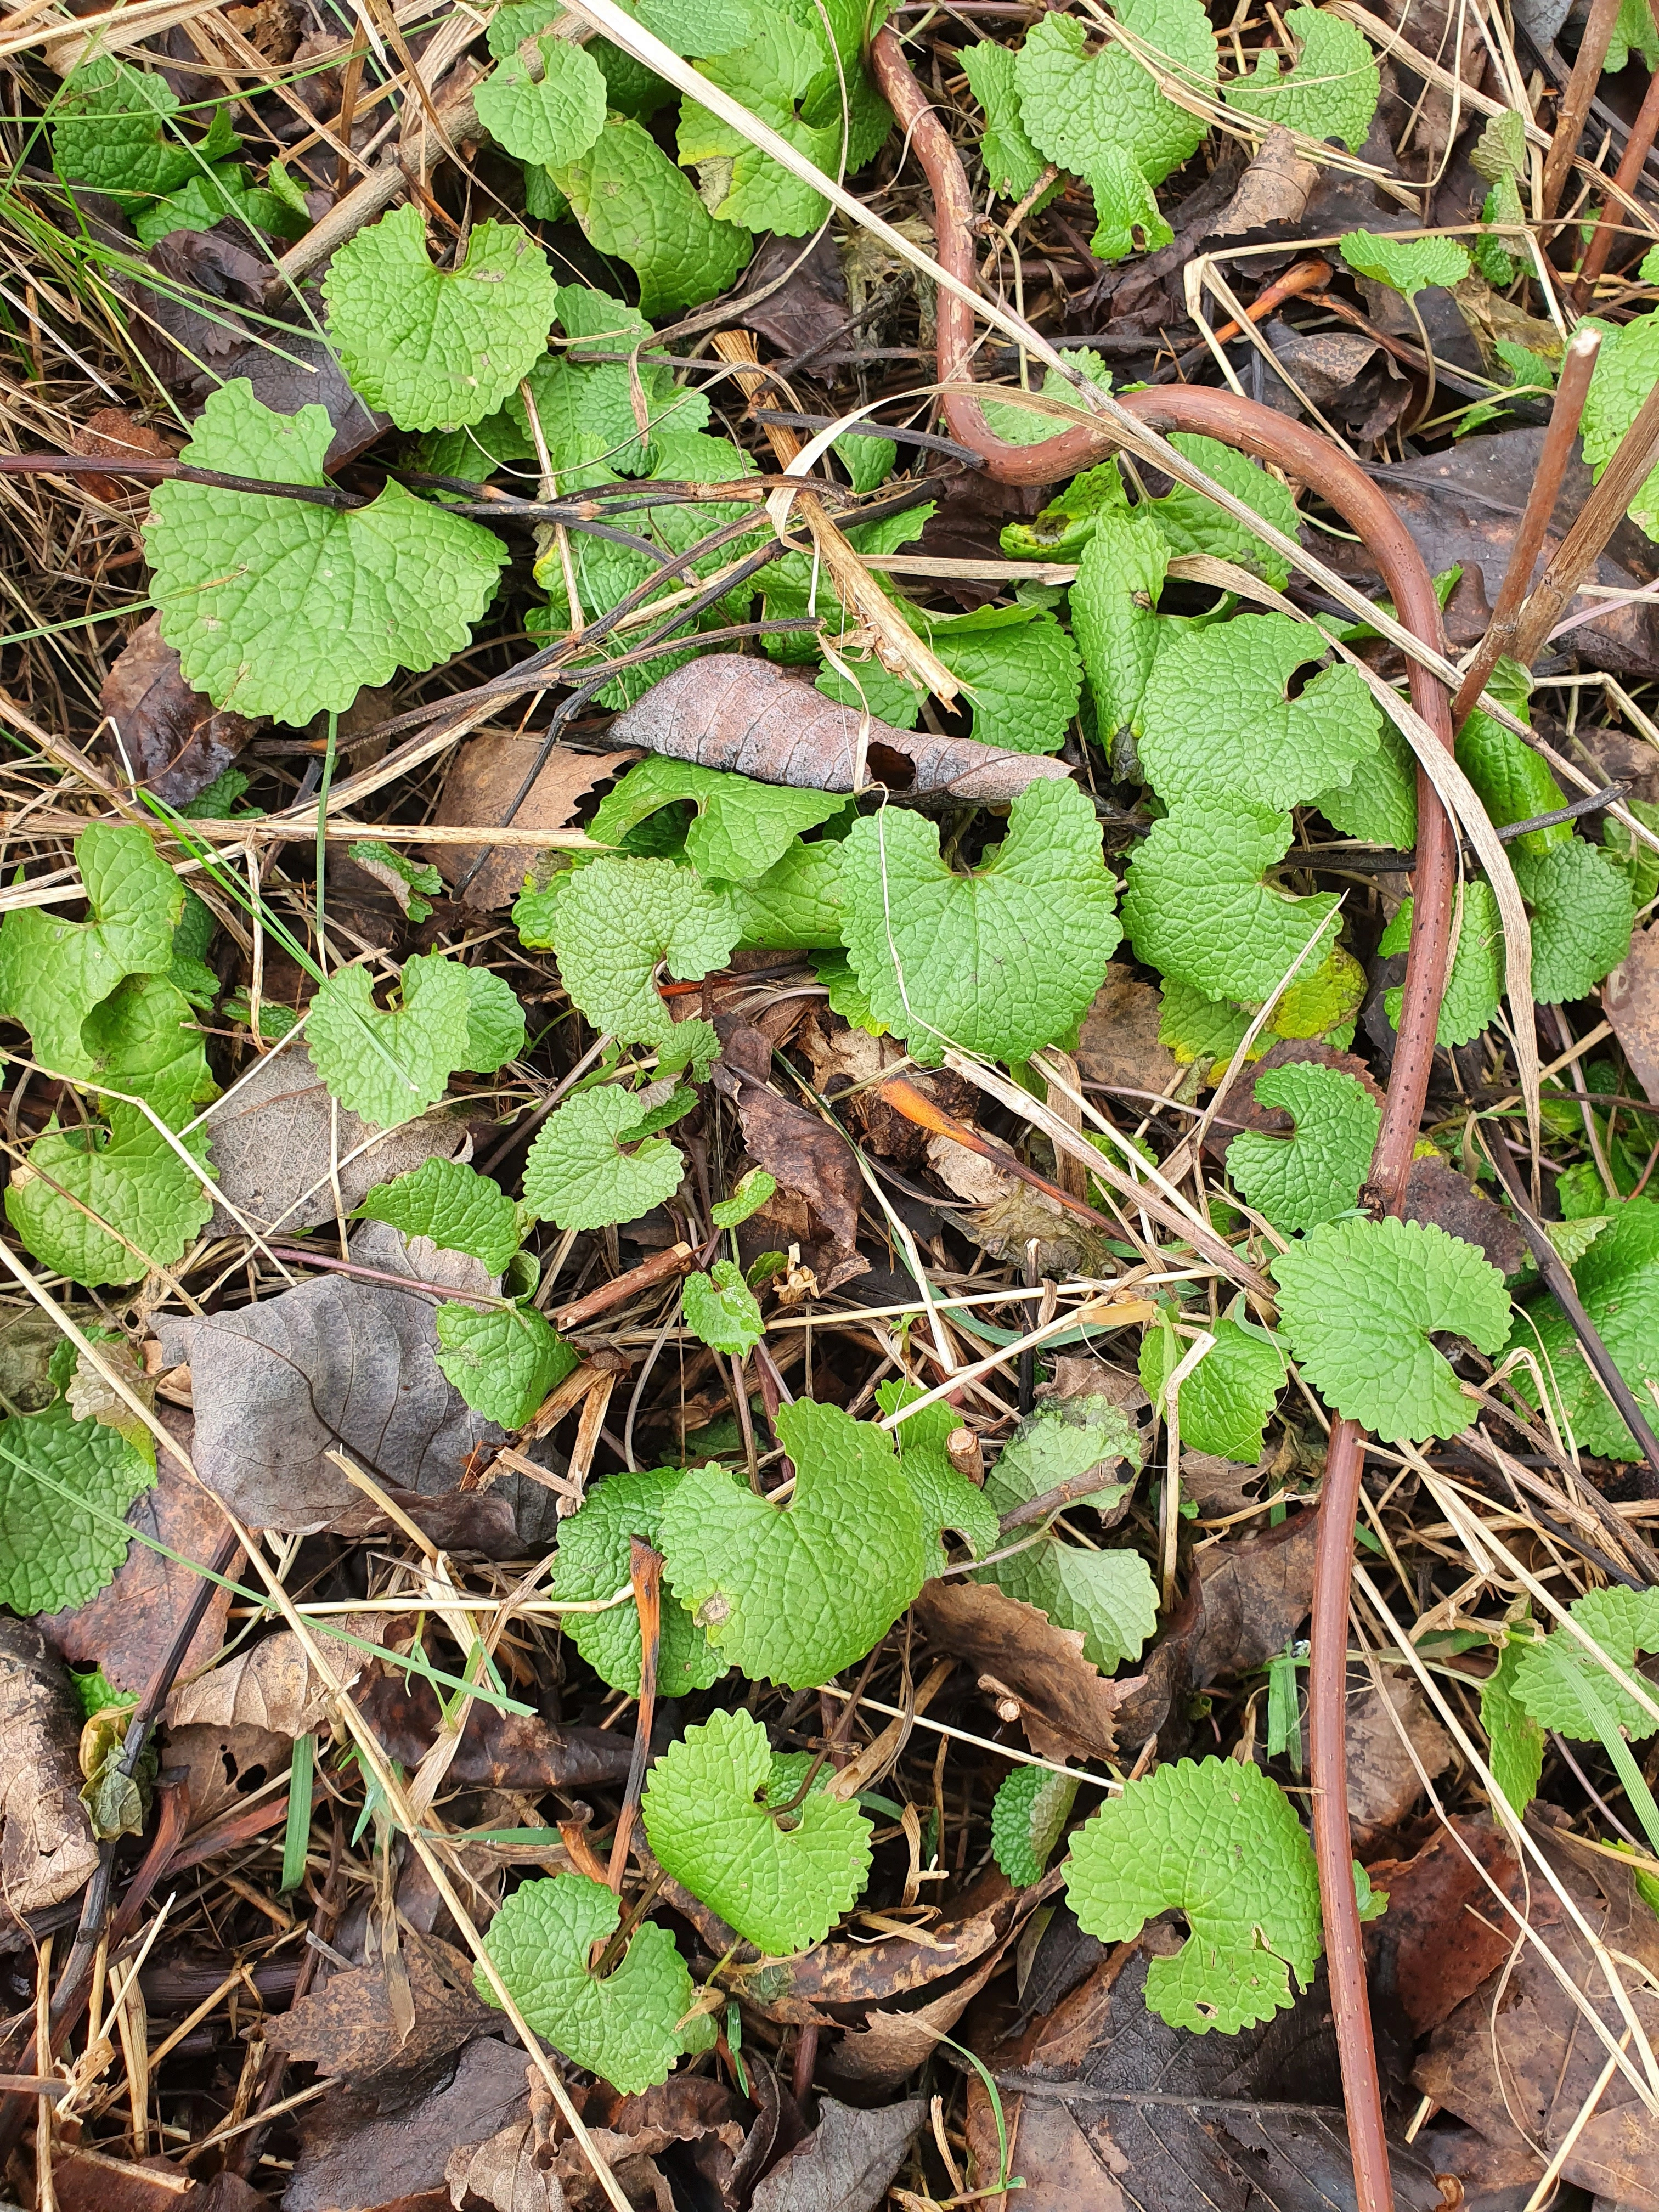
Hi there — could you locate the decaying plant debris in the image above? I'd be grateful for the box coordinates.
[2,0,1659,2207]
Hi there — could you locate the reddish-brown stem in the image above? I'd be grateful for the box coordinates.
[870,32,1463,2209]
[1451,328,1601,727]
[1207,256,1333,345]
[1571,58,1659,306]
[1506,369,1659,670]
[1542,0,1627,222]
[607,1539,663,1890]
[554,1242,698,1332]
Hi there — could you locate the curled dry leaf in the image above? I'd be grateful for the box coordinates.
[1415,1834,1659,2208]
[913,1579,1140,1763]
[426,736,636,909]
[823,1878,1051,2091]
[157,1222,495,1533]
[355,1663,633,1792]
[1211,124,1318,234]
[285,2034,532,2212]
[264,1930,494,2102]
[202,1038,467,1240]
[444,2113,559,2212]
[486,2076,747,2212]
[99,613,262,807]
[0,1617,99,1926]
[608,655,1073,800]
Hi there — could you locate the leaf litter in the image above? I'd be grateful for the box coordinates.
[1,4,1658,2209]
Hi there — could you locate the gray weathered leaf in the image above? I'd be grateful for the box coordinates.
[751,2097,926,2212]
[204,1038,467,1238]
[157,1222,496,1532]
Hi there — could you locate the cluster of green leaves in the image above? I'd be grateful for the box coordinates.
[475,0,889,311]
[512,750,1121,1070]
[478,1391,1170,2066]
[50,58,308,246]
[0,825,219,1289]
[963,3,1377,261]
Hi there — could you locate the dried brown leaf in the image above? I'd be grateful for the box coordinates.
[962,1944,1448,2212]
[163,1719,291,1835]
[444,2115,560,2212]
[1401,1156,1526,1276]
[355,1666,632,1792]
[157,1223,495,1533]
[1073,962,1182,1104]
[426,738,635,910]
[1211,126,1318,235]
[99,613,262,806]
[286,2036,533,2212]
[1415,1836,1659,2209]
[750,2096,924,2212]
[608,656,1072,800]
[266,1932,493,2101]
[0,1617,99,1925]
[1364,1815,1526,2036]
[912,1580,1137,1763]
[166,1617,370,1735]
[202,1040,468,1240]
[1604,922,1659,1107]
[715,1024,864,1267]
[1344,1669,1454,1853]
[69,408,179,504]
[1189,1510,1317,1684]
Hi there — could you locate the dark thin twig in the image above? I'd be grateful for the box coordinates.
[0,453,374,509]
[1451,329,1601,726]
[749,409,989,467]
[1480,1129,1659,1496]
[1280,783,1628,874]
